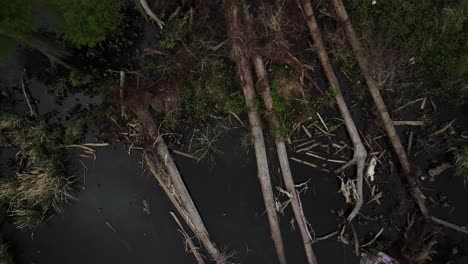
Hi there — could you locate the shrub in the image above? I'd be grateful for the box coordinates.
[55,0,122,47]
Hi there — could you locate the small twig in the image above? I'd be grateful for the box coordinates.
[431,216,468,235]
[305,152,347,164]
[394,97,424,112]
[21,78,36,116]
[316,112,329,131]
[393,121,424,126]
[428,163,452,178]
[361,228,384,248]
[290,157,330,172]
[229,111,245,127]
[430,120,455,137]
[311,230,339,244]
[173,149,198,160]
[170,212,206,264]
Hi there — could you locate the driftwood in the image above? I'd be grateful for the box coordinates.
[133,106,222,261]
[223,1,287,263]
[137,0,165,29]
[331,0,468,236]
[253,53,318,264]
[170,212,206,264]
[300,0,367,221]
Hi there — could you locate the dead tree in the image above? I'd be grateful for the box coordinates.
[300,0,367,221]
[133,106,223,261]
[223,1,288,263]
[331,0,468,235]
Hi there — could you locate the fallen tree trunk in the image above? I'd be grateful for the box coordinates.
[223,1,287,263]
[252,54,318,264]
[330,0,428,218]
[133,106,222,261]
[300,0,367,221]
[331,0,468,235]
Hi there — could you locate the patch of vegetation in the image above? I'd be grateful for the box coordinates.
[0,113,74,229]
[0,0,123,66]
[54,0,122,47]
[190,125,223,163]
[0,243,14,264]
[160,17,188,50]
[348,0,467,103]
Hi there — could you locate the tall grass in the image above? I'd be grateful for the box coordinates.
[0,113,74,229]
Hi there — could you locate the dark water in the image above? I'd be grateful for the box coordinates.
[1,135,357,264]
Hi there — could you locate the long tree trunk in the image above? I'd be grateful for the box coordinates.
[330,0,429,218]
[133,106,222,261]
[252,55,318,264]
[330,0,468,236]
[300,0,367,221]
[223,1,288,263]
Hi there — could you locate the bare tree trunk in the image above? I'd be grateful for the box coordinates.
[223,1,287,263]
[330,0,429,218]
[133,106,221,261]
[300,0,367,221]
[252,55,318,264]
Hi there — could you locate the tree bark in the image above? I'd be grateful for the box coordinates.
[252,54,318,264]
[300,0,367,221]
[133,106,221,261]
[223,1,288,263]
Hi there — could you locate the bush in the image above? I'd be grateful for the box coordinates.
[55,0,122,47]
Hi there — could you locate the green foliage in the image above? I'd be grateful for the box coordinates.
[348,0,467,102]
[63,120,85,145]
[0,0,35,34]
[68,70,92,88]
[54,0,122,47]
[160,16,188,50]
